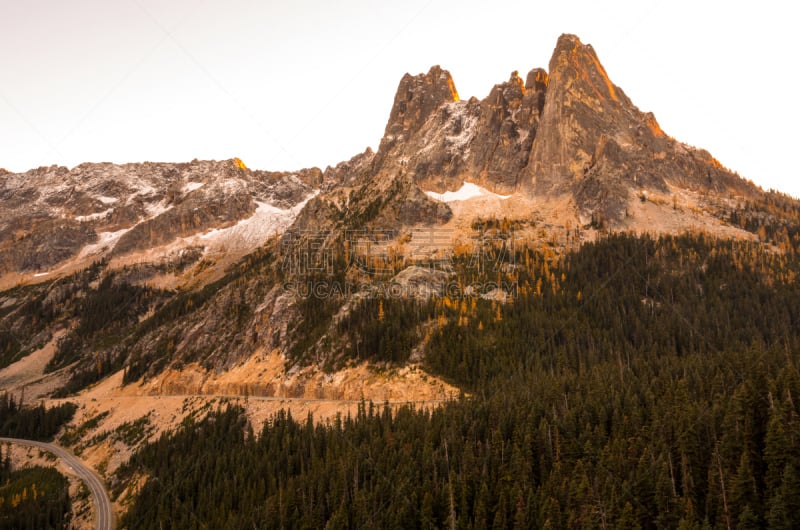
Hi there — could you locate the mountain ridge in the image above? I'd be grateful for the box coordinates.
[0,34,780,289]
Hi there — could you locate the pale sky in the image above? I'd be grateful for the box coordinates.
[1,1,798,197]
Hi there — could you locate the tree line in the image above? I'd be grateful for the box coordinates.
[0,394,76,442]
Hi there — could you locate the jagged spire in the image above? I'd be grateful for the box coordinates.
[368,34,749,223]
[380,65,460,146]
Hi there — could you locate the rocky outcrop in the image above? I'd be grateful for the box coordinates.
[388,266,451,299]
[365,34,757,224]
[0,216,96,274]
[467,69,547,193]
[321,147,376,190]
[372,175,453,227]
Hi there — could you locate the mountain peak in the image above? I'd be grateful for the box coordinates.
[365,34,758,224]
[525,68,549,91]
[508,70,525,92]
[523,34,666,208]
[380,65,459,147]
[548,33,621,103]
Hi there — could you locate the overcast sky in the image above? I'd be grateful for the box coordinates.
[1,1,797,197]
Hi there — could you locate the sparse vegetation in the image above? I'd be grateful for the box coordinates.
[113,414,153,447]
[59,411,109,447]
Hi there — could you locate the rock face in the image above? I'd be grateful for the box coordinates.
[0,216,97,273]
[365,34,756,223]
[468,69,547,193]
[526,34,644,193]
[523,34,748,220]
[0,159,316,276]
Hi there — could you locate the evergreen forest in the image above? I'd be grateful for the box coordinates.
[116,233,800,528]
[0,444,72,529]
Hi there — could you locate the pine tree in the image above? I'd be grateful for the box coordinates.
[615,501,641,529]
[779,463,800,519]
[732,451,760,522]
[766,492,790,530]
[736,505,760,529]
[764,405,789,494]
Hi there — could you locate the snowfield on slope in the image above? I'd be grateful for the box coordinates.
[425,182,511,202]
[198,190,319,251]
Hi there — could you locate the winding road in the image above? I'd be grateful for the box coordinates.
[0,437,113,530]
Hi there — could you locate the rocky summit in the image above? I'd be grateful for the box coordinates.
[369,34,755,224]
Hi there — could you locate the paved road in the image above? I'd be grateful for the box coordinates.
[0,437,113,530]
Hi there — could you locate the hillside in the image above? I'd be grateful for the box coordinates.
[119,233,800,528]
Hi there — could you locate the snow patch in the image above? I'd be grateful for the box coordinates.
[183,182,204,193]
[97,196,118,205]
[75,208,114,222]
[33,272,50,277]
[145,201,172,218]
[197,190,320,249]
[425,182,511,203]
[76,229,130,260]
